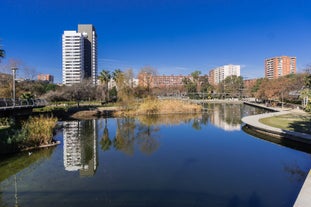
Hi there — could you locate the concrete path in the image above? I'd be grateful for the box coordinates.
[241,110,311,143]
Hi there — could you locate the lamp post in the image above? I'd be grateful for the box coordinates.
[11,67,18,106]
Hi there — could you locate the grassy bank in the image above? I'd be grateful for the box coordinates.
[259,112,311,134]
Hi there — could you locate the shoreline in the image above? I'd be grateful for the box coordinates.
[20,140,61,152]
[241,101,311,144]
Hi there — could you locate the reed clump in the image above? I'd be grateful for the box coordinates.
[115,97,202,116]
[22,115,58,146]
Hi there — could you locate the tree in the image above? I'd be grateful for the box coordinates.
[98,70,111,102]
[199,75,213,97]
[66,79,96,107]
[116,69,135,107]
[0,40,4,62]
[302,68,311,111]
[182,71,211,99]
[305,75,311,89]
[138,66,157,95]
[182,77,197,98]
[110,68,136,107]
[191,70,201,92]
[220,75,244,98]
[255,74,306,104]
[112,69,122,82]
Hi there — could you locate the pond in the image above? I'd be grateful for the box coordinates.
[0,103,310,207]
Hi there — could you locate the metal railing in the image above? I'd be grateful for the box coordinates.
[0,98,48,110]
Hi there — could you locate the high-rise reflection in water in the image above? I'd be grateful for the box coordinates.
[63,120,98,176]
[207,103,242,131]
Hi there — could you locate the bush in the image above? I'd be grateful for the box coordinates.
[22,115,58,146]
[305,103,311,112]
[138,97,159,114]
[0,117,13,128]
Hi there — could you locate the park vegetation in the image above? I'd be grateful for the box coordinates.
[1,55,311,113]
[0,115,58,154]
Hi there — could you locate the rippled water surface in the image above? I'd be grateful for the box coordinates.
[0,103,310,207]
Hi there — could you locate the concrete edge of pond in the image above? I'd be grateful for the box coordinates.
[294,170,311,207]
[241,111,311,144]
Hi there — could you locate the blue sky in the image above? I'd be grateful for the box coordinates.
[1,0,311,83]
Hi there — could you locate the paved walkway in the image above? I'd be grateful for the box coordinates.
[241,110,311,143]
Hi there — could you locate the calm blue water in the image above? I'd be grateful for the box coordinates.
[0,104,310,207]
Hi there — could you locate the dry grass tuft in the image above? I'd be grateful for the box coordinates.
[115,98,202,116]
[23,115,58,146]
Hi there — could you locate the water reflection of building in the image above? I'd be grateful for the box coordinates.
[209,103,241,131]
[63,120,98,176]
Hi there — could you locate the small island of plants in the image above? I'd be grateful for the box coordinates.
[0,115,58,154]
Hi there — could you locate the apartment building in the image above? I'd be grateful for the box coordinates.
[208,64,241,85]
[78,24,97,85]
[138,73,186,88]
[265,56,296,79]
[37,74,54,83]
[62,24,97,85]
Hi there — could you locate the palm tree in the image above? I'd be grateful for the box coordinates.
[0,48,4,62]
[0,40,4,60]
[112,69,122,81]
[100,118,112,151]
[98,70,111,102]
[0,49,4,58]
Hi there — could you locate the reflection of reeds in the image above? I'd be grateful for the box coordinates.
[22,115,58,146]
[115,98,202,116]
[138,114,202,126]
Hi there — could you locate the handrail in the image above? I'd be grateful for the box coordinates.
[0,98,48,109]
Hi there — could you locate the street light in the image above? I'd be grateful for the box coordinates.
[11,67,18,106]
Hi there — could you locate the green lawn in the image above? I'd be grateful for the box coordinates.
[260,113,311,134]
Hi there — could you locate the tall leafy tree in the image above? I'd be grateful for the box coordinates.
[182,77,197,93]
[219,75,244,98]
[304,71,311,89]
[191,70,201,91]
[138,66,157,95]
[199,75,213,95]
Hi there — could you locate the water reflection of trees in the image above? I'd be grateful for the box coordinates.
[100,117,159,155]
[100,114,209,155]
[136,121,159,155]
[113,118,136,155]
[100,119,111,151]
[206,103,242,131]
[283,162,308,182]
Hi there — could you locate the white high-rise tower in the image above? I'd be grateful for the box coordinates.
[62,31,84,85]
[62,24,97,85]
